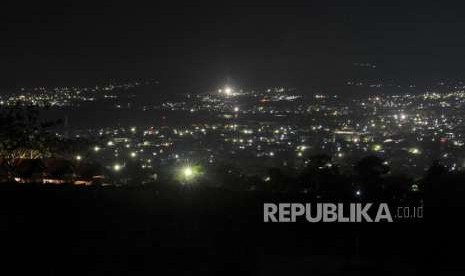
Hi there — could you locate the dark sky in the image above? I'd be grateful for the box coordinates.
[1,0,465,90]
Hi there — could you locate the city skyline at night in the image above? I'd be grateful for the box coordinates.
[2,1,465,275]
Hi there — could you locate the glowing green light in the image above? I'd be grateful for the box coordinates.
[409,148,421,155]
[177,165,202,183]
[183,167,193,177]
[372,144,382,152]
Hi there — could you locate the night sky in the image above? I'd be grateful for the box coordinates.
[1,1,465,90]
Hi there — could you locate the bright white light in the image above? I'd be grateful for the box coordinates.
[113,164,122,171]
[107,141,114,146]
[94,146,100,152]
[75,155,82,161]
[234,106,239,112]
[356,190,361,196]
[224,87,233,95]
[183,167,193,177]
[130,152,137,158]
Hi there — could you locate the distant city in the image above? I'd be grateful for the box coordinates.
[5,2,465,274]
[1,79,464,188]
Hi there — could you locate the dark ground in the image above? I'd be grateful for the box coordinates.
[0,184,463,275]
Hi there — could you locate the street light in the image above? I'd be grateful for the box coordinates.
[113,164,122,171]
[177,165,202,183]
[372,144,382,152]
[224,87,233,95]
[183,167,193,178]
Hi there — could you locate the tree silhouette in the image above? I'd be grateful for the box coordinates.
[354,155,389,199]
[298,154,351,199]
[0,104,62,160]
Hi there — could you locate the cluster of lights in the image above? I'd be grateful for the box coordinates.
[34,87,465,184]
[218,86,234,96]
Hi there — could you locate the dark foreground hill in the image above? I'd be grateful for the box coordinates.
[0,183,463,275]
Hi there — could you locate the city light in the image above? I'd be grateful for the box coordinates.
[372,144,382,152]
[183,167,193,178]
[177,165,202,183]
[224,87,233,95]
[113,164,122,172]
[4,5,465,274]
[4,83,465,191]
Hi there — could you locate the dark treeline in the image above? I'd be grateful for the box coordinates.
[1,161,464,275]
